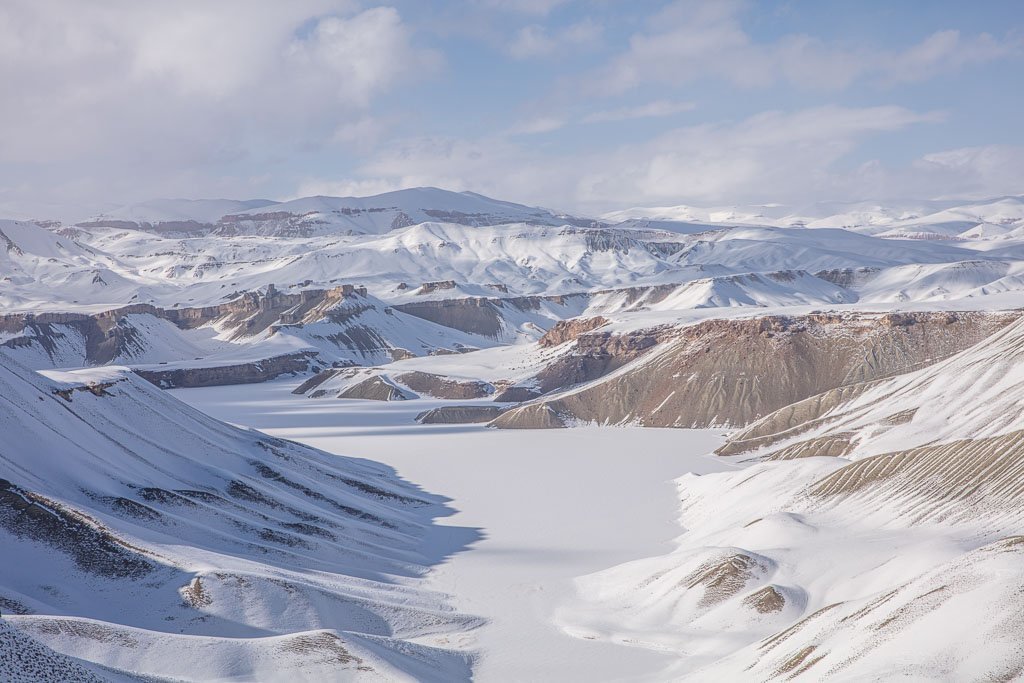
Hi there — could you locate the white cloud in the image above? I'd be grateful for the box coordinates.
[590,0,1021,94]
[287,8,439,106]
[294,177,404,198]
[508,25,559,59]
[506,116,568,134]
[508,100,694,136]
[0,2,1016,214]
[324,105,956,210]
[477,0,570,16]
[881,30,1020,85]
[0,1,436,204]
[329,116,397,153]
[582,100,696,123]
[507,19,602,59]
[908,145,1024,198]
[574,105,944,206]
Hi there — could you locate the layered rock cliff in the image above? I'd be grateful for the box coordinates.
[493,311,1018,429]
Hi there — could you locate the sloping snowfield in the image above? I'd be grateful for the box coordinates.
[172,381,730,681]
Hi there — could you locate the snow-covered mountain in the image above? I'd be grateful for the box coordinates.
[605,195,1024,241]
[8,216,1024,315]
[73,187,592,237]
[556,316,1024,680]
[0,351,479,680]
[5,186,1024,680]
[5,189,1024,403]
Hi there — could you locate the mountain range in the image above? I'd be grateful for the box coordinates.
[4,186,1024,680]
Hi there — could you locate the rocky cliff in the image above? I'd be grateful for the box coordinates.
[134,352,315,388]
[492,311,1018,429]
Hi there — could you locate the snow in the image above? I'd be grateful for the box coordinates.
[551,450,1017,679]
[0,353,483,681]
[73,187,577,237]
[736,315,1024,461]
[94,198,277,225]
[6,195,1024,317]
[605,195,1024,240]
[6,188,1024,680]
[171,380,732,681]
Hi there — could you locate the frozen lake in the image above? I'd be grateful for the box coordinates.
[172,380,731,682]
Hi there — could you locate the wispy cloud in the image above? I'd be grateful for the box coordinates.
[587,0,1022,94]
[0,0,438,201]
[506,116,569,135]
[508,100,694,136]
[476,0,571,16]
[324,105,954,210]
[507,19,602,59]
[582,100,696,123]
[0,1,1018,212]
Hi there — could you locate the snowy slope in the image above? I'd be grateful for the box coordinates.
[557,318,1024,679]
[1,288,504,383]
[584,270,855,312]
[84,198,277,227]
[605,195,1024,240]
[0,353,480,680]
[726,315,1024,464]
[75,187,586,237]
[4,189,1024,394]
[559,451,1024,680]
[56,222,689,309]
[16,218,1024,315]
[0,219,140,311]
[670,226,980,271]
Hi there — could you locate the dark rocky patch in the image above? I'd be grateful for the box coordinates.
[416,405,505,424]
[0,479,153,578]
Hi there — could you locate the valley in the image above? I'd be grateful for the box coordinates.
[170,380,730,681]
[4,187,1024,680]
[7,3,1024,679]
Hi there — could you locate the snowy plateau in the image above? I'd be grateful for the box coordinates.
[3,187,1024,681]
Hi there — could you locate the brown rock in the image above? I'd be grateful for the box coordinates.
[495,311,1018,430]
[538,316,609,347]
[396,371,494,399]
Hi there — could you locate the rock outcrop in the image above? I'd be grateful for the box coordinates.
[292,367,344,396]
[531,326,673,394]
[396,371,494,400]
[538,316,609,347]
[394,299,505,338]
[134,352,315,389]
[417,280,457,295]
[493,311,1018,429]
[338,376,413,401]
[416,406,505,424]
[492,386,543,403]
[0,284,371,365]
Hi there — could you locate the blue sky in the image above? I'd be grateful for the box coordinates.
[1,0,1022,214]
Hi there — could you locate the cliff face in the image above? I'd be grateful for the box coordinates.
[492,311,1019,429]
[716,314,1024,467]
[293,366,498,402]
[416,406,505,424]
[396,371,494,399]
[338,376,413,401]
[133,352,315,389]
[394,298,505,337]
[0,284,471,386]
[538,316,609,347]
[0,285,370,367]
[393,293,588,339]
[532,325,672,394]
[0,353,479,681]
[560,315,1024,682]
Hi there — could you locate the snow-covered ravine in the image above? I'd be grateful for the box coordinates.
[171,380,731,681]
